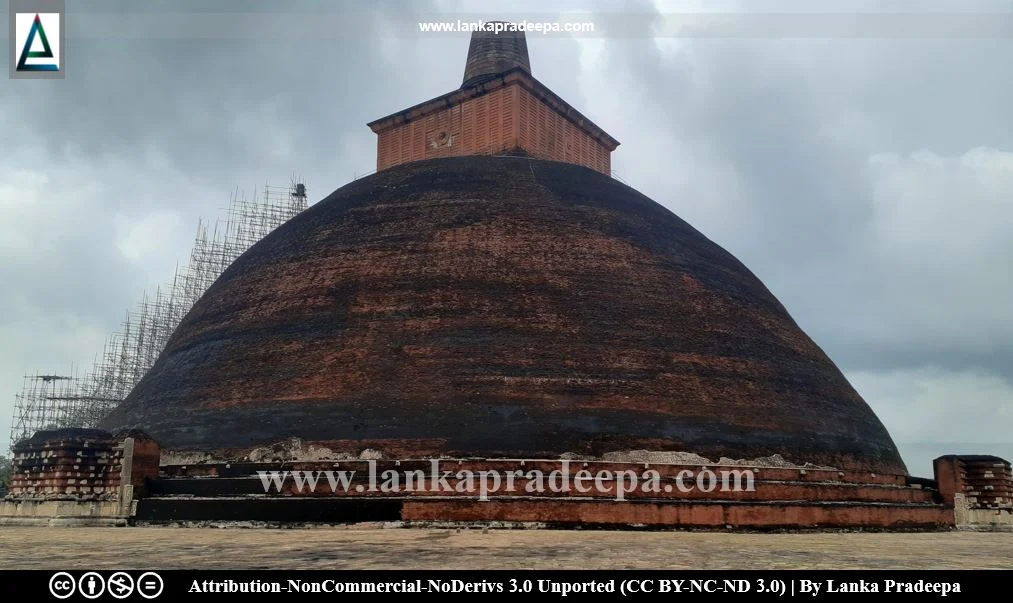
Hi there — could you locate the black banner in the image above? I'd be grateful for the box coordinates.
[20,570,1007,600]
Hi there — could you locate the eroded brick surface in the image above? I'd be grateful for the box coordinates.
[7,429,122,500]
[99,156,906,474]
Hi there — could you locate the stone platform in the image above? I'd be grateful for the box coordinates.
[6,430,1012,530]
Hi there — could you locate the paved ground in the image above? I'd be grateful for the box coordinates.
[2,527,1011,569]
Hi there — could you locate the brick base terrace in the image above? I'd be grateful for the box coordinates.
[5,430,1012,530]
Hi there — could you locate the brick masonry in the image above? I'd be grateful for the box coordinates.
[369,27,617,175]
[99,156,909,474]
[136,456,1000,529]
[461,26,531,89]
[8,429,122,499]
[2,428,160,524]
[7,428,1011,529]
[933,455,1013,528]
[934,455,1013,507]
[370,70,617,175]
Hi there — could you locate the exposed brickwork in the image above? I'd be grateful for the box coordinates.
[934,455,1013,509]
[7,429,122,500]
[370,28,615,174]
[100,156,907,474]
[516,85,611,174]
[154,460,938,505]
[162,460,915,487]
[462,26,531,88]
[375,85,518,170]
[399,499,954,529]
[140,459,952,528]
[6,429,161,504]
[121,433,162,499]
[370,69,617,175]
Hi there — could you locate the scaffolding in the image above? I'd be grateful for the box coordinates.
[8,180,309,450]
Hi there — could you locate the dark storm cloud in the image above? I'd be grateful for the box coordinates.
[2,0,455,197]
[1,1,1010,474]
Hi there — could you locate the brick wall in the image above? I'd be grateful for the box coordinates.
[6,429,160,502]
[516,86,611,175]
[934,455,1012,508]
[8,430,122,500]
[377,86,517,170]
[374,76,614,176]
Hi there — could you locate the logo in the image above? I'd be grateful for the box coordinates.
[138,572,164,599]
[78,572,106,599]
[15,12,60,72]
[9,1,65,80]
[108,572,136,599]
[48,572,76,599]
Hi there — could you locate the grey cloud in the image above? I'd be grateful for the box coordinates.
[582,4,1013,380]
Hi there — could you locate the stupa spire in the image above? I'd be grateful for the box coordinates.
[368,20,617,175]
[461,23,531,88]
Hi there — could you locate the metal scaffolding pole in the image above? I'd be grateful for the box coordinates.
[8,180,309,451]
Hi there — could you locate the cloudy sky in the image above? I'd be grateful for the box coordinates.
[2,0,1010,476]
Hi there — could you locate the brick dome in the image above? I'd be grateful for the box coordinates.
[99,156,906,474]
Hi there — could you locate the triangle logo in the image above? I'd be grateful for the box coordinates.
[17,14,59,72]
